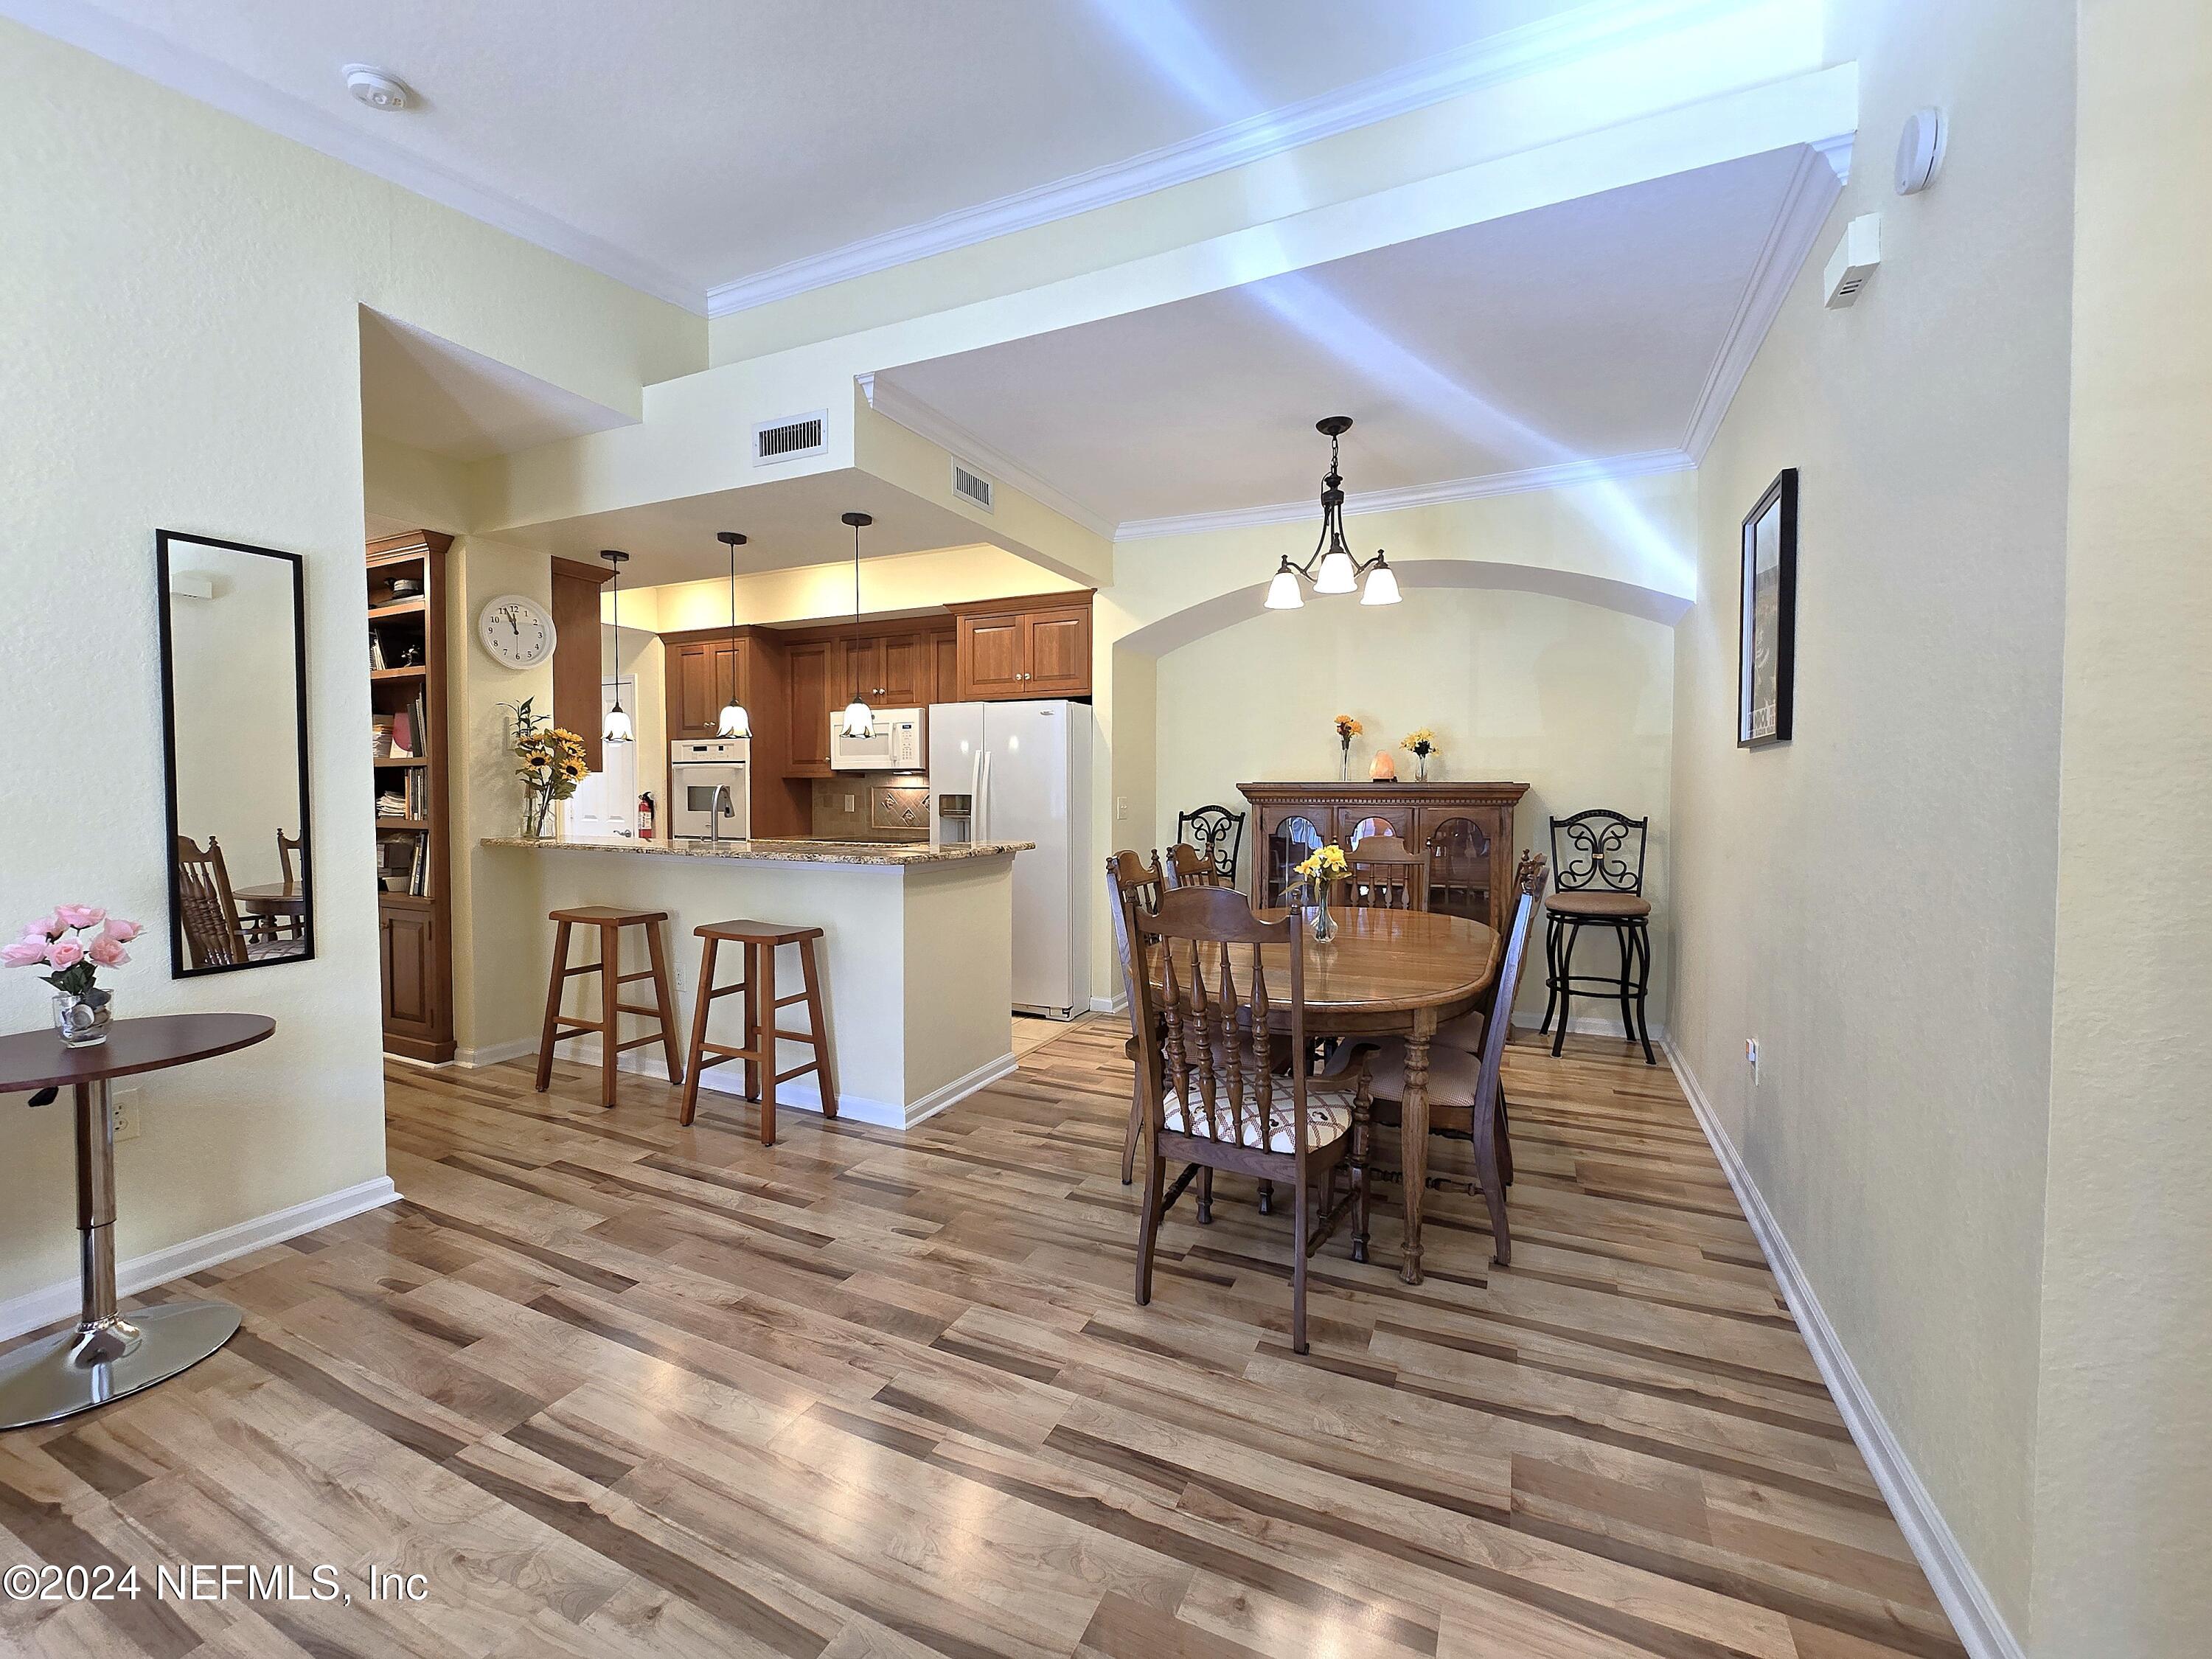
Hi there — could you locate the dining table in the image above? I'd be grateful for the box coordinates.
[1148,905,1501,1284]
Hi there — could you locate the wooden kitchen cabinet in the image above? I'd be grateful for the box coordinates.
[785,639,832,776]
[667,636,746,740]
[950,593,1093,700]
[1238,781,1529,935]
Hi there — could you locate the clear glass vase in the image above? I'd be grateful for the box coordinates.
[518,786,554,839]
[1415,751,1430,782]
[1307,886,1338,945]
[54,989,112,1047]
[1337,746,1350,782]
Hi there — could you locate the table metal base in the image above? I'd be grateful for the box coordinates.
[0,1301,241,1430]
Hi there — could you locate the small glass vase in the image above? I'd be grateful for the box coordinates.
[1415,751,1430,782]
[518,786,554,839]
[1337,746,1351,783]
[54,988,112,1048]
[1307,886,1338,946]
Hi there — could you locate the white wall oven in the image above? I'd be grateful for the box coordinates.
[669,738,751,841]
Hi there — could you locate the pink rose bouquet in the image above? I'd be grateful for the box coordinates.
[7,906,141,1009]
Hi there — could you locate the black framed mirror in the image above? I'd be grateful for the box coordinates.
[154,529,315,975]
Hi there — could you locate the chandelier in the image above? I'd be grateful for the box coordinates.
[1265,415,1401,611]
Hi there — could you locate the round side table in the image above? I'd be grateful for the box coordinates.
[0,1012,274,1430]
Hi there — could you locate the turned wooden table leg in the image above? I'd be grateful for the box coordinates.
[1399,1008,1436,1285]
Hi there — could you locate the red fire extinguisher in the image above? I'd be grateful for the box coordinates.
[638,790,656,841]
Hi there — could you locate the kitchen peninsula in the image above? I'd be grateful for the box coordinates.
[484,835,1030,1127]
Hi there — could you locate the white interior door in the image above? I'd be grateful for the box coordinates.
[564,678,636,837]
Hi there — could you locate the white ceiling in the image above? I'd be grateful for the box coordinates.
[358,310,632,460]
[872,148,1809,529]
[28,0,1590,307]
[527,468,1006,591]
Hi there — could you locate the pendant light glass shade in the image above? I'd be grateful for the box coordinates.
[1313,547,1358,595]
[839,698,874,739]
[599,549,633,745]
[713,530,750,739]
[1264,563,1304,610]
[1360,557,1401,606]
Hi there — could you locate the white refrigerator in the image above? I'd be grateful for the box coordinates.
[928,699,1092,1019]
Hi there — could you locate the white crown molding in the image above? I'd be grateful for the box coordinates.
[1,0,706,313]
[0,1178,400,1342]
[1679,136,1849,460]
[706,0,1781,317]
[1663,1038,2028,1659]
[859,374,1121,541]
[1112,449,1697,542]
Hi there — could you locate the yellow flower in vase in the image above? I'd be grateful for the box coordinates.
[1331,714,1363,780]
[1293,843,1349,943]
[1400,727,1439,781]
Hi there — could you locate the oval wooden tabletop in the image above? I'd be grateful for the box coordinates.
[1149,908,1499,1015]
[0,1013,276,1093]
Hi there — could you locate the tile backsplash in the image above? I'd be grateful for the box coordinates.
[810,773,931,841]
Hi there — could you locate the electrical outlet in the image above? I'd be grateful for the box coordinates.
[1745,1037,1760,1084]
[109,1085,141,1142]
[844,793,855,813]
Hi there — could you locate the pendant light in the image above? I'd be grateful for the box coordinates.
[1265,416,1403,610]
[714,530,751,738]
[599,549,633,744]
[838,512,874,740]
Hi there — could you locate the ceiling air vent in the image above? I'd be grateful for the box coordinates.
[751,410,828,465]
[951,459,995,514]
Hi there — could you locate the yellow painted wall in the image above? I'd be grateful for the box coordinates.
[1668,0,2074,1626]
[1154,588,1673,1026]
[2031,1,2212,1647]
[0,20,698,1309]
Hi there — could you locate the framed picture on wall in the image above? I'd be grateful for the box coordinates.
[1738,468,1798,747]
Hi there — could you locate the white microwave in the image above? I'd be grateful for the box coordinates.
[829,708,923,771]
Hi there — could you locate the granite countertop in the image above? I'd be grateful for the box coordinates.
[480,835,1032,866]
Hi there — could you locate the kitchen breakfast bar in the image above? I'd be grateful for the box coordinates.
[483,835,1031,1129]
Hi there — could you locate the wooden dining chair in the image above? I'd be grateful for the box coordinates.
[1105,849,1167,1184]
[1129,884,1371,1353]
[1338,852,1545,1267]
[173,834,272,969]
[1166,842,1233,889]
[1335,834,1430,912]
[271,828,306,940]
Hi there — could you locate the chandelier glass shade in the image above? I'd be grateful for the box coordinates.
[1267,416,1401,611]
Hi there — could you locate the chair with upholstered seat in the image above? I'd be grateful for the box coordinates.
[1123,883,1370,1352]
[1540,809,1655,1063]
[1174,805,1246,888]
[1336,854,1545,1263]
[1105,849,1166,1184]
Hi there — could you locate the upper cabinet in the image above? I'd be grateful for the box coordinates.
[951,594,1093,701]
[785,640,832,776]
[666,631,748,740]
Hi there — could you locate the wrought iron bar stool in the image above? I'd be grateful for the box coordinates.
[534,906,686,1107]
[680,919,836,1144]
[1175,805,1247,888]
[1539,809,1656,1064]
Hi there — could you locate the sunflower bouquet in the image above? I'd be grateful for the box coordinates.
[504,698,589,838]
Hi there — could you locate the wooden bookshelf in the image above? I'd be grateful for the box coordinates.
[368,529,455,1062]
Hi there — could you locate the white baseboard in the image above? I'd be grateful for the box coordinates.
[509,1034,1018,1132]
[0,1176,401,1343]
[1660,1037,2026,1659]
[1089,993,1127,1015]
[453,1036,538,1068]
[1509,1009,1667,1041]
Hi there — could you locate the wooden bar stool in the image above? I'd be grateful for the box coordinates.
[534,906,685,1108]
[680,920,835,1144]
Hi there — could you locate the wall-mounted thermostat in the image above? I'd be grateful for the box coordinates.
[1895,107,1946,195]
[1824,214,1882,308]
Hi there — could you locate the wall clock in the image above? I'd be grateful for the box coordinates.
[476,594,557,669]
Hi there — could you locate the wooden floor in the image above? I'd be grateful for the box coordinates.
[0,1022,1965,1659]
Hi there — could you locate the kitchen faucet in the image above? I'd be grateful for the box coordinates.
[709,782,733,848]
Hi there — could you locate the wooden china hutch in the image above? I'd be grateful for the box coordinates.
[1238,780,1530,935]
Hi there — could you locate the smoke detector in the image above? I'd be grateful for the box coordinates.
[344,65,413,111]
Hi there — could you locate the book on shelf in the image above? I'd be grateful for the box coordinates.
[389,706,413,759]
[368,629,386,671]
